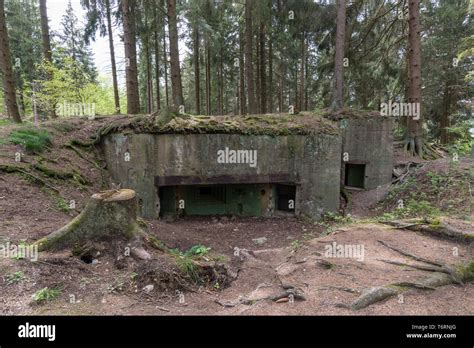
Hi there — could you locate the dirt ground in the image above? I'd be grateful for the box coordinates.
[0,117,473,315]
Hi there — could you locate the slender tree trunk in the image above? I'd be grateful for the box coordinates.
[440,81,450,144]
[105,0,120,113]
[278,62,283,113]
[166,0,183,108]
[220,56,224,115]
[245,0,256,114]
[239,24,246,115]
[193,24,201,114]
[163,31,169,107]
[0,0,21,122]
[39,0,52,62]
[260,23,266,114]
[406,0,423,156]
[256,35,261,113]
[123,0,140,114]
[331,0,345,111]
[268,37,273,113]
[205,38,211,115]
[299,33,305,112]
[39,0,55,118]
[304,39,309,111]
[153,7,161,112]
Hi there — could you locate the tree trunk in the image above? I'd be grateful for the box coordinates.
[105,0,120,114]
[163,29,169,107]
[193,24,201,115]
[331,0,345,111]
[268,37,273,113]
[256,34,261,113]
[33,190,146,251]
[259,22,266,114]
[123,0,140,114]
[0,0,21,123]
[166,0,184,108]
[440,81,450,144]
[153,6,161,112]
[245,0,256,114]
[299,33,305,111]
[239,24,246,115]
[406,0,423,157]
[205,38,211,115]
[39,0,52,62]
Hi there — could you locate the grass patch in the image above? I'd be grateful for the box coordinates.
[32,287,61,303]
[6,271,25,284]
[9,128,51,153]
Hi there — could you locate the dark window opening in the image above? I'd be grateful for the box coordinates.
[276,184,296,212]
[345,163,366,188]
[194,185,226,203]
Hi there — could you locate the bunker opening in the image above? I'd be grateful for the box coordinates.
[344,163,366,189]
[157,179,297,218]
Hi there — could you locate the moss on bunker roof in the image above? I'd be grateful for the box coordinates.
[321,107,387,120]
[116,110,340,136]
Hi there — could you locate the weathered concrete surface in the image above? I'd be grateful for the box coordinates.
[101,133,342,220]
[340,117,393,189]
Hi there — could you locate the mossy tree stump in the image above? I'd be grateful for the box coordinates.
[34,189,146,251]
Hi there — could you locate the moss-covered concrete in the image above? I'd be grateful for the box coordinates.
[101,132,342,220]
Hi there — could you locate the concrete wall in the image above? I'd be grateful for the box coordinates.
[340,117,393,189]
[101,133,341,220]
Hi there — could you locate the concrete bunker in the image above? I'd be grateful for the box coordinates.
[99,111,393,220]
[338,114,394,190]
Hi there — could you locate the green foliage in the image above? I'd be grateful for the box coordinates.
[394,199,440,219]
[32,287,61,303]
[9,128,51,153]
[445,120,474,155]
[6,271,25,284]
[185,245,211,257]
[291,239,303,251]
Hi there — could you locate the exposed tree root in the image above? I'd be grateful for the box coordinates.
[347,241,473,310]
[381,218,472,243]
[0,164,60,192]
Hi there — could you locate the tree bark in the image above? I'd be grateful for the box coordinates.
[39,0,52,63]
[268,37,273,113]
[245,0,256,114]
[299,33,305,111]
[105,0,120,114]
[162,28,169,107]
[331,0,346,111]
[406,0,423,156]
[205,38,211,115]
[166,0,184,108]
[0,0,21,123]
[259,22,266,114]
[33,190,146,251]
[239,24,246,115]
[193,24,201,115]
[153,6,161,112]
[123,0,140,114]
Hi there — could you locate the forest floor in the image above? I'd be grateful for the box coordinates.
[0,116,472,315]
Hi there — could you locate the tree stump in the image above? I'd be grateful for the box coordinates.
[34,189,146,251]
